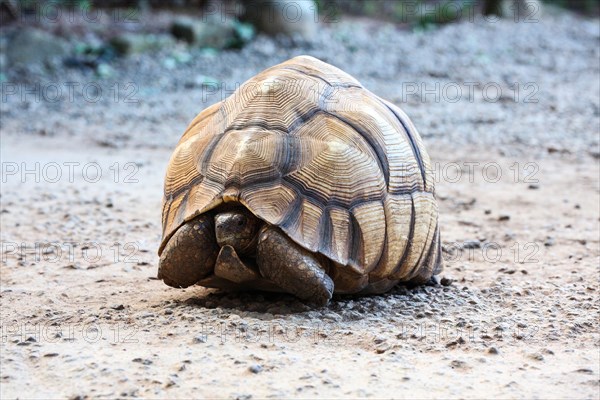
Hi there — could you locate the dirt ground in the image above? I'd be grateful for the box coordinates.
[1,9,599,400]
[1,135,598,398]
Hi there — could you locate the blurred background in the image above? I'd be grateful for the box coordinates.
[1,0,598,157]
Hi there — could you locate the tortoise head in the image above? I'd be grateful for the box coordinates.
[214,208,262,256]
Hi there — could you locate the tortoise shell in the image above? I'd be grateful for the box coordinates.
[159,55,441,290]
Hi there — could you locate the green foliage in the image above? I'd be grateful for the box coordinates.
[230,21,255,49]
[363,0,378,16]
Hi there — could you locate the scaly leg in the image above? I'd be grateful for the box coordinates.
[158,215,219,288]
[257,226,334,306]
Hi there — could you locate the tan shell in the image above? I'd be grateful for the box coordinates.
[159,55,441,285]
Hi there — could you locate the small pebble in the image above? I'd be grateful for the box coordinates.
[193,336,207,344]
[463,240,481,249]
[249,364,263,374]
[529,353,544,361]
[450,360,467,369]
[575,368,593,374]
[440,277,453,286]
[132,358,153,365]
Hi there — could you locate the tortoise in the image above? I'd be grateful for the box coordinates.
[158,55,441,306]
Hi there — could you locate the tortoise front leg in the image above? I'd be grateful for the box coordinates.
[257,226,334,306]
[214,245,261,283]
[158,215,219,288]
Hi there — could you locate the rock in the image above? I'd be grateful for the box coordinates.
[446,337,466,347]
[529,353,544,361]
[110,33,176,56]
[373,336,386,345]
[249,364,263,373]
[547,145,569,154]
[132,358,153,365]
[243,0,318,39]
[6,28,70,66]
[440,277,454,286]
[193,335,207,344]
[503,232,516,241]
[463,240,481,249]
[450,359,468,369]
[171,17,253,49]
[575,368,594,374]
[498,215,510,221]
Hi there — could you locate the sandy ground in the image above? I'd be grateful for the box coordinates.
[1,9,599,400]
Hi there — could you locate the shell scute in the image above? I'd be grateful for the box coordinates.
[160,55,440,282]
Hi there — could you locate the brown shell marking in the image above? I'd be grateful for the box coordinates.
[160,55,440,282]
